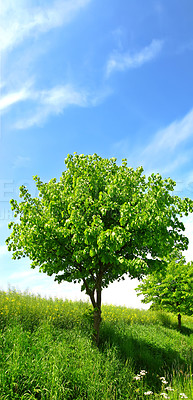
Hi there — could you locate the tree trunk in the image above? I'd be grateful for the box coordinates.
[93,305,102,346]
[178,313,181,329]
[176,303,181,329]
[83,275,102,346]
[92,285,102,345]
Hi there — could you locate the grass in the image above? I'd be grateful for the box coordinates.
[0,289,193,399]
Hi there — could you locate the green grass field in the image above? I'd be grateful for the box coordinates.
[0,289,192,399]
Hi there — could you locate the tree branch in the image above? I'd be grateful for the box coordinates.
[82,277,96,308]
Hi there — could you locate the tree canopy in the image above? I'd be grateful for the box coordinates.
[135,250,193,327]
[6,153,193,342]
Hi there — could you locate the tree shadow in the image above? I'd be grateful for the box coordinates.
[157,318,193,336]
[152,312,193,336]
[177,325,193,336]
[156,314,193,336]
[99,322,192,390]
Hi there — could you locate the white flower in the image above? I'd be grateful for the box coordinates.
[133,375,141,380]
[165,387,174,391]
[140,369,147,376]
[160,393,170,399]
[144,391,153,395]
[160,379,168,384]
[179,394,188,399]
[160,377,168,382]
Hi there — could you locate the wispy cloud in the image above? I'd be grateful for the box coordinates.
[12,156,31,169]
[10,269,38,281]
[139,108,193,175]
[112,108,193,176]
[1,0,111,130]
[0,83,33,113]
[13,84,104,129]
[1,79,111,129]
[0,0,110,130]
[144,108,193,155]
[40,85,88,109]
[106,39,164,77]
[13,84,87,129]
[0,0,91,53]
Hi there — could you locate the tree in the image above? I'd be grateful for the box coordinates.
[6,153,193,344]
[135,250,193,328]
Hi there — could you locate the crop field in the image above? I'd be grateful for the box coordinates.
[0,289,192,399]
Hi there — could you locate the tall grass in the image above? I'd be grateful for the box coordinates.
[0,289,193,399]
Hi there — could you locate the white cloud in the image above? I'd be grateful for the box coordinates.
[1,0,108,129]
[144,108,193,154]
[1,77,111,129]
[9,269,38,280]
[103,277,149,309]
[0,85,32,112]
[0,0,91,53]
[12,156,31,168]
[13,84,89,129]
[111,108,193,177]
[159,154,190,175]
[41,85,88,109]
[7,266,148,308]
[31,278,149,309]
[141,108,193,174]
[106,39,164,77]
[12,84,111,129]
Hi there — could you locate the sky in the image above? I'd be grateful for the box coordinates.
[1,0,193,310]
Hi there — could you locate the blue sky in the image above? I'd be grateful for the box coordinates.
[1,0,193,309]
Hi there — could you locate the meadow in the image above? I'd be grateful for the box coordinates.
[0,289,192,399]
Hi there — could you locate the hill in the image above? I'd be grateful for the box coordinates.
[0,289,192,399]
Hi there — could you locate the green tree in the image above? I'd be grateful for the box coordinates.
[135,250,193,328]
[6,153,193,343]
